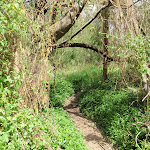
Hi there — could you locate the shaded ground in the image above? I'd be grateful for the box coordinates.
[64,92,114,150]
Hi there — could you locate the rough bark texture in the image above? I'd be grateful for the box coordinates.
[56,1,112,45]
[102,4,109,81]
[50,0,87,41]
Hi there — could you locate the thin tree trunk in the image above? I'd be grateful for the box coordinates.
[102,6,109,82]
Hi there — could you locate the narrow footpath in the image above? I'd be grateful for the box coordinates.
[64,92,114,150]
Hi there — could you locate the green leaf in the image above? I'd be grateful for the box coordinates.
[20,122,26,128]
[1,133,9,143]
[0,116,6,123]
[14,3,19,9]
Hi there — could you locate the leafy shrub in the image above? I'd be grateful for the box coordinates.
[50,78,74,107]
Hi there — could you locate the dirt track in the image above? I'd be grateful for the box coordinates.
[64,92,114,150]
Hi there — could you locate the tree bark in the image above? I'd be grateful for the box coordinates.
[102,5,109,82]
[52,1,112,47]
[50,0,87,41]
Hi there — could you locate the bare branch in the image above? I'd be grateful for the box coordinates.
[142,92,150,102]
[56,42,114,61]
[109,0,142,8]
[76,0,87,19]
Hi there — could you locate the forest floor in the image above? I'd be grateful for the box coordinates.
[64,92,115,150]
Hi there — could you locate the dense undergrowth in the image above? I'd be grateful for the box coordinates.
[1,0,149,150]
[0,1,87,149]
[50,65,150,149]
[79,83,149,149]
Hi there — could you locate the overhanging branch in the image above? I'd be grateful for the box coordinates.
[56,42,114,61]
[52,1,112,46]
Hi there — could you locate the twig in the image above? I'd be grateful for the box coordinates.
[76,0,88,19]
[142,92,150,102]
[109,0,142,8]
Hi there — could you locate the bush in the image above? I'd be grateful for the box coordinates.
[0,1,88,149]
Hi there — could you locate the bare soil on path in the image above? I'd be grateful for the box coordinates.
[64,92,115,150]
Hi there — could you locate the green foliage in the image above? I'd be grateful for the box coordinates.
[1,108,49,149]
[50,66,103,107]
[79,80,149,149]
[51,64,149,149]
[1,1,149,150]
[66,66,103,92]
[51,108,88,150]
[0,1,53,149]
[50,79,74,107]
[0,106,88,149]
[123,36,150,76]
[51,47,102,69]
[0,1,88,150]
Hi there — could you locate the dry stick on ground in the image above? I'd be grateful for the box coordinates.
[142,92,150,102]
[128,122,150,150]
[136,128,146,150]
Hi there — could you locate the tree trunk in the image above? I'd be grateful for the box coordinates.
[102,6,109,82]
